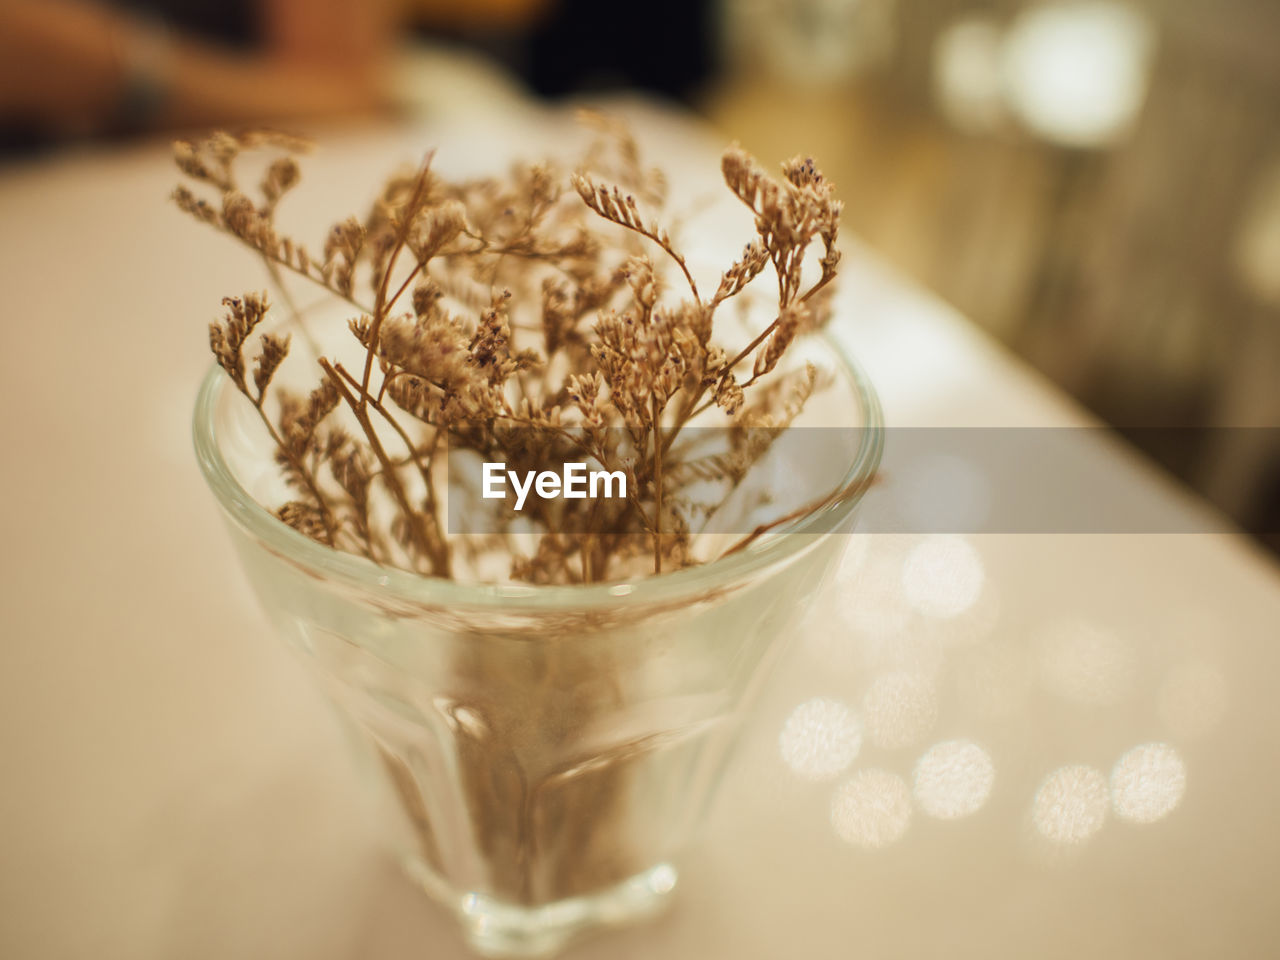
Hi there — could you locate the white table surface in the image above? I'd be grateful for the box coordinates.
[3,100,1279,959]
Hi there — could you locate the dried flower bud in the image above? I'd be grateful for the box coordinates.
[172,140,209,182]
[277,501,328,541]
[222,192,257,237]
[261,157,300,209]
[540,278,575,355]
[171,185,218,225]
[468,292,513,384]
[252,333,290,401]
[754,302,809,378]
[282,380,340,454]
[348,315,373,347]
[721,146,778,217]
[572,173,645,232]
[622,255,658,315]
[412,278,444,319]
[782,155,823,189]
[177,120,845,584]
[323,216,365,266]
[207,131,240,166]
[714,241,769,305]
[410,200,466,262]
[714,375,745,415]
[209,292,270,392]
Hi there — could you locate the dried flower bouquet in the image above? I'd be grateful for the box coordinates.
[175,118,844,586]
[180,119,860,932]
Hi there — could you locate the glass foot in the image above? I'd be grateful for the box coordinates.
[403,858,678,958]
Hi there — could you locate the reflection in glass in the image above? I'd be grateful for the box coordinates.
[1032,765,1109,845]
[831,769,913,849]
[913,740,996,819]
[779,697,863,781]
[1111,743,1186,824]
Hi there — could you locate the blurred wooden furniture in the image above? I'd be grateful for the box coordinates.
[705,0,1280,544]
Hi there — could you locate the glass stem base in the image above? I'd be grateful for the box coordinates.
[403,857,679,958]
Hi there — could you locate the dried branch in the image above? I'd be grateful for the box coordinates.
[176,123,848,584]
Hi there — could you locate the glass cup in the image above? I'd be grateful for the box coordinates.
[193,334,882,957]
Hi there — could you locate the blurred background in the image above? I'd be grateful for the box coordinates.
[2,0,1277,549]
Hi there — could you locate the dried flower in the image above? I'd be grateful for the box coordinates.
[175,122,846,583]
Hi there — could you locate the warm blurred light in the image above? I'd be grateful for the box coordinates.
[1033,764,1109,845]
[913,740,996,819]
[1158,659,1227,740]
[896,454,994,533]
[831,769,913,848]
[933,17,1006,133]
[1234,160,1280,305]
[863,671,938,750]
[1002,1,1155,148]
[1036,618,1135,705]
[1111,743,1186,823]
[779,697,863,781]
[726,0,898,86]
[901,535,986,619]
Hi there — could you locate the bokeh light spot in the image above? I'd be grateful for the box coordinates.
[914,740,996,819]
[779,697,863,781]
[1111,743,1186,824]
[863,671,939,750]
[901,536,986,619]
[831,769,912,849]
[1002,0,1155,148]
[933,17,1007,134]
[1033,765,1109,845]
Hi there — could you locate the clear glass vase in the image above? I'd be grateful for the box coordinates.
[192,336,882,957]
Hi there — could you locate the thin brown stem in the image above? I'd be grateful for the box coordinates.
[679,269,839,428]
[319,357,448,576]
[652,396,663,574]
[721,471,878,557]
[360,154,435,414]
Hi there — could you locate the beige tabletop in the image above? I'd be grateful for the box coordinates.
[3,100,1279,959]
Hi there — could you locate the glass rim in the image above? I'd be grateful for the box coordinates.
[192,331,883,611]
